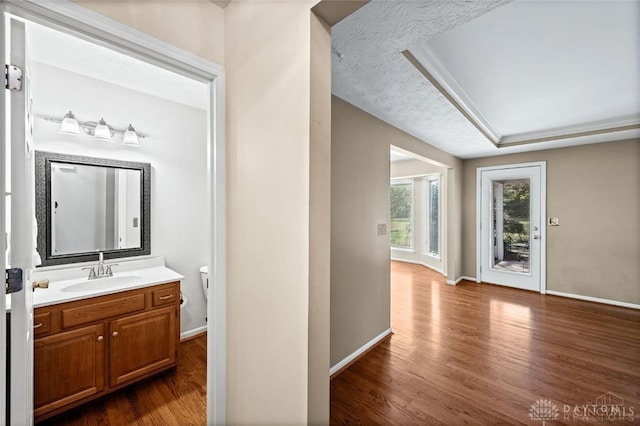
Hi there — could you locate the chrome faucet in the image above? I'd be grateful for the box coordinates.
[97,252,105,276]
[83,252,117,280]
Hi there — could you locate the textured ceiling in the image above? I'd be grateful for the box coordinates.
[332,0,640,159]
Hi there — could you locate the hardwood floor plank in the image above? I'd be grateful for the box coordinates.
[331,261,640,425]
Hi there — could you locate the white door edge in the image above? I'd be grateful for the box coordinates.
[0,9,7,424]
[1,1,227,424]
[476,161,546,293]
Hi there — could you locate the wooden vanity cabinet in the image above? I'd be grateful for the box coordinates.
[33,282,180,422]
[109,306,176,387]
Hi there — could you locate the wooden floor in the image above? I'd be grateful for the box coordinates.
[331,261,640,425]
[38,334,207,425]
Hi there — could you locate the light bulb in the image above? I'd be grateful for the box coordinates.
[94,118,112,139]
[122,124,140,145]
[59,111,80,134]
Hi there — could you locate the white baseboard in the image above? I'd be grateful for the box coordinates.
[181,325,207,341]
[546,291,640,310]
[330,328,393,376]
[390,258,445,275]
[446,276,476,285]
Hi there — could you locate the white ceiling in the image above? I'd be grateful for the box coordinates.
[26,21,208,111]
[332,0,640,159]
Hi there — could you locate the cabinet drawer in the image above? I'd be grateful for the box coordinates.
[33,312,52,337]
[152,287,179,307]
[62,293,146,329]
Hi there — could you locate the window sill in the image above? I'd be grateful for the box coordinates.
[423,253,441,261]
[391,247,415,254]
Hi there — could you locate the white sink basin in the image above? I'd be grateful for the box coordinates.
[61,275,142,293]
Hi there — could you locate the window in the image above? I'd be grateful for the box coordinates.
[424,175,440,257]
[390,180,413,250]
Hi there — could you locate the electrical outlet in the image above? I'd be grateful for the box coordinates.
[548,217,559,226]
[377,224,387,236]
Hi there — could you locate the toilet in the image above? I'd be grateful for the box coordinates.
[199,265,209,299]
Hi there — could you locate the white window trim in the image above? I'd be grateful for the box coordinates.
[423,174,441,259]
[390,179,414,251]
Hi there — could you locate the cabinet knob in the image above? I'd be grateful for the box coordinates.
[97,336,104,342]
[112,332,118,337]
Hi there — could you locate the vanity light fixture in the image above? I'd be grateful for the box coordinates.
[43,112,146,144]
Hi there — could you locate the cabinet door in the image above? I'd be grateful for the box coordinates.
[109,306,177,387]
[34,324,105,418]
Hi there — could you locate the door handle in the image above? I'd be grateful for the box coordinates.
[533,235,540,240]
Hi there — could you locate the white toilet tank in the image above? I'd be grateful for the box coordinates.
[199,265,209,300]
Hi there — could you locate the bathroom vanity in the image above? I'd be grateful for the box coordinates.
[25,151,185,421]
[27,259,182,422]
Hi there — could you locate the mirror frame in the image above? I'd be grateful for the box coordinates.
[35,150,151,266]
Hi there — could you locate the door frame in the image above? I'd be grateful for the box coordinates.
[1,1,226,423]
[475,161,546,294]
[1,7,6,424]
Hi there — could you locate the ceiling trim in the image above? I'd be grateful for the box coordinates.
[312,0,369,27]
[402,49,498,148]
[403,48,640,149]
[498,121,640,147]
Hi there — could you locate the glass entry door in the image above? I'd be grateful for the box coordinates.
[479,164,545,292]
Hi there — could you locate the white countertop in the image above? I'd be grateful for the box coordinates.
[6,256,183,311]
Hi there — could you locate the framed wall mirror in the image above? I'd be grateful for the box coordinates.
[35,151,151,266]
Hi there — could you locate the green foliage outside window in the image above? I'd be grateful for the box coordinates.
[390,183,412,248]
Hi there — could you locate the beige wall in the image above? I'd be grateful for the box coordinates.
[331,96,391,366]
[75,0,225,65]
[391,158,444,178]
[308,12,331,425]
[225,1,326,423]
[331,97,464,366]
[462,139,640,304]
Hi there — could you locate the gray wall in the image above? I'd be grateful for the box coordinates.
[462,139,640,304]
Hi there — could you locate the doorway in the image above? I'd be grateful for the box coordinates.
[1,2,225,424]
[477,162,546,292]
[390,147,447,276]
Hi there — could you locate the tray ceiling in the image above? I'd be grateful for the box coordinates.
[332,0,640,159]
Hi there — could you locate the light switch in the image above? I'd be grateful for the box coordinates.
[377,224,387,236]
[548,217,559,226]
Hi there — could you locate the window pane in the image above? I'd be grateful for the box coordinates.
[390,183,412,249]
[429,180,439,255]
[491,179,530,273]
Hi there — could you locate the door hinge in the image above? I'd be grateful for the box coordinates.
[5,64,23,91]
[5,268,24,294]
